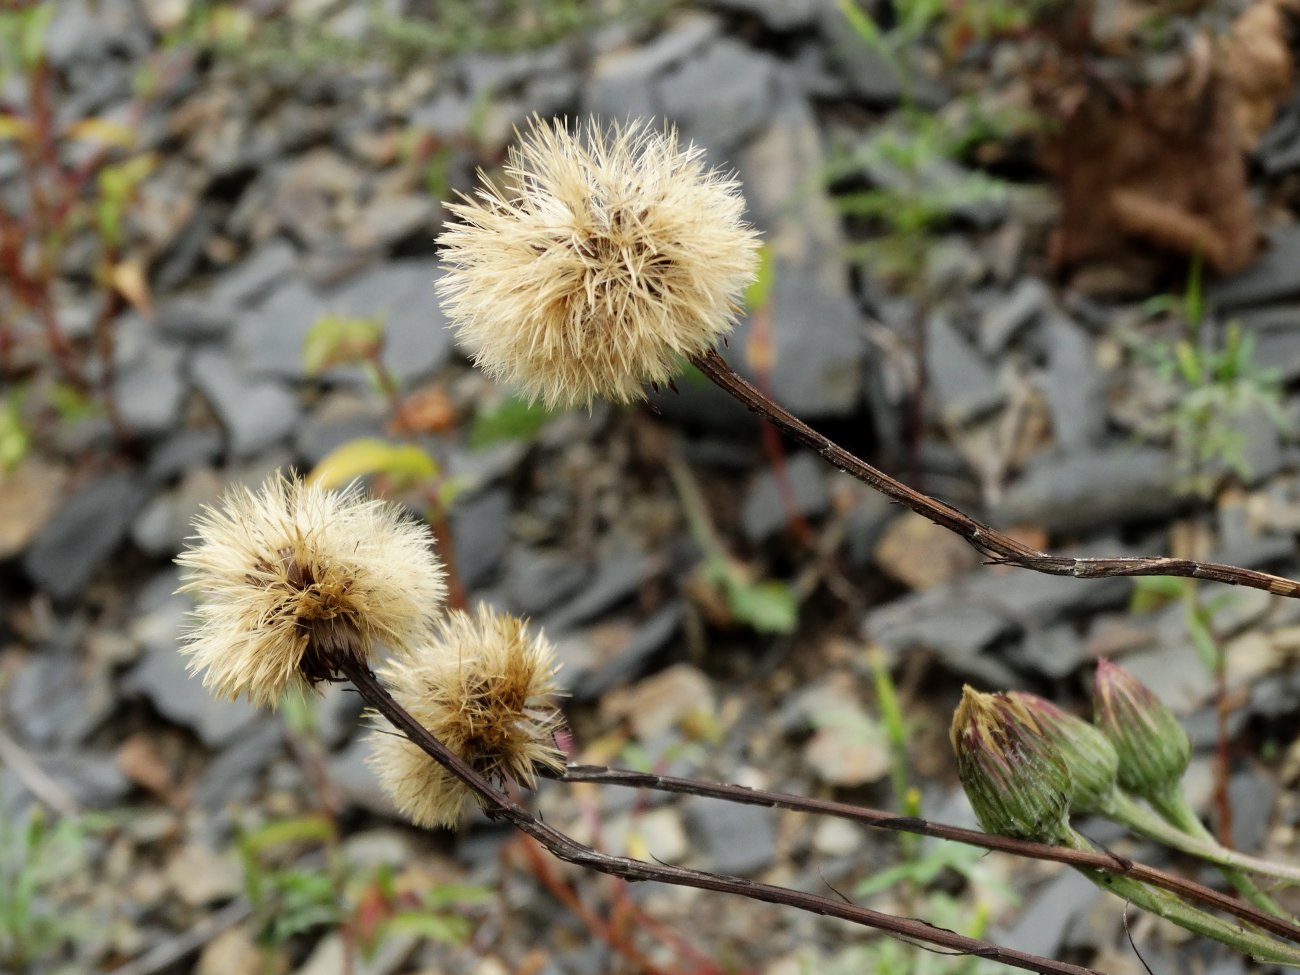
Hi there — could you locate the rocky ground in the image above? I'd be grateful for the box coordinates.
[4,1,1300,973]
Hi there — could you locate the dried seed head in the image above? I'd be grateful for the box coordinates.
[1007,691,1120,816]
[950,686,1072,842]
[175,474,445,708]
[436,116,761,408]
[368,606,566,829]
[1093,658,1190,800]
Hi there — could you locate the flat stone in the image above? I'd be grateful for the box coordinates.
[740,453,830,543]
[210,238,300,308]
[817,4,901,103]
[503,547,591,616]
[127,578,264,747]
[544,544,655,633]
[1005,624,1088,680]
[603,806,689,862]
[865,599,1019,686]
[1216,765,1276,852]
[569,602,684,699]
[156,296,236,342]
[328,736,396,818]
[24,470,148,601]
[707,0,819,29]
[980,278,1050,355]
[450,488,512,588]
[292,390,387,466]
[192,350,301,457]
[322,260,456,384]
[582,14,719,122]
[995,870,1100,960]
[6,650,114,747]
[1211,225,1300,310]
[873,511,981,590]
[1043,315,1106,450]
[655,39,778,155]
[996,445,1180,535]
[683,796,777,875]
[926,312,1004,426]
[113,342,187,438]
[232,279,328,380]
[165,843,242,906]
[193,721,283,814]
[600,663,716,741]
[131,466,225,557]
[804,719,890,788]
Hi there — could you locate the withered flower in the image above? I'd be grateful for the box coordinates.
[369,606,566,829]
[176,474,445,707]
[436,116,760,407]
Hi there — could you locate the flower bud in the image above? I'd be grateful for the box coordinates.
[950,687,1072,842]
[1092,659,1190,800]
[1007,691,1119,816]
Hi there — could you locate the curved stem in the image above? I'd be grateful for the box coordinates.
[555,763,1300,945]
[1109,791,1300,888]
[690,348,1300,599]
[341,659,1104,975]
[1148,789,1293,920]
[1061,830,1300,967]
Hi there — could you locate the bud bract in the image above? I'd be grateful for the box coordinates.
[1008,691,1120,816]
[950,687,1072,842]
[1092,659,1190,800]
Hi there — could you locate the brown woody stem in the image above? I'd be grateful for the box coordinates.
[691,348,1300,598]
[341,658,1106,975]
[554,764,1300,945]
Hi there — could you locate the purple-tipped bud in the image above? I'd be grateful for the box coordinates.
[1008,691,1119,816]
[1093,659,1190,800]
[950,687,1072,842]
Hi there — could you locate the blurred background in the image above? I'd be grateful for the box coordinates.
[3,0,1300,972]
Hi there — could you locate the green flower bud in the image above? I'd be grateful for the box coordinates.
[1092,659,1190,800]
[950,687,1072,842]
[1007,691,1120,816]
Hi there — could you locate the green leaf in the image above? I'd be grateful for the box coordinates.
[302,314,383,374]
[713,563,799,634]
[469,393,554,448]
[381,910,472,945]
[0,397,29,473]
[308,438,438,491]
[419,884,493,908]
[238,814,336,856]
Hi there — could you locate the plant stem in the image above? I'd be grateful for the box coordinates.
[690,348,1300,599]
[340,659,1106,975]
[554,763,1300,945]
[1149,789,1292,919]
[1061,829,1300,967]
[1108,790,1300,888]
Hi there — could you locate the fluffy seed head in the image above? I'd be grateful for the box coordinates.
[950,686,1072,842]
[368,606,566,829]
[436,116,761,407]
[175,474,446,708]
[1093,658,1190,800]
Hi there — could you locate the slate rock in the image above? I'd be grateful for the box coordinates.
[24,470,148,601]
[927,312,1004,425]
[0,458,67,560]
[707,0,819,29]
[1211,226,1300,310]
[544,544,654,633]
[655,39,778,156]
[741,452,830,543]
[193,721,283,814]
[996,445,1180,535]
[582,14,719,123]
[293,391,387,466]
[1217,765,1277,853]
[328,736,396,818]
[36,750,133,808]
[231,279,327,380]
[865,599,1019,686]
[569,601,685,699]
[156,296,235,342]
[113,342,187,437]
[503,547,591,616]
[145,428,224,483]
[192,350,301,458]
[817,3,901,103]
[131,467,225,557]
[1043,314,1106,450]
[980,277,1050,355]
[683,796,777,875]
[6,650,114,747]
[323,260,456,384]
[451,488,512,588]
[128,576,263,747]
[210,238,299,308]
[995,870,1100,960]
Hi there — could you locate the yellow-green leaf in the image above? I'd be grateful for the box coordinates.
[302,314,383,375]
[308,438,437,491]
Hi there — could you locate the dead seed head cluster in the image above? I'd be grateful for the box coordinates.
[176,474,446,708]
[436,116,761,407]
[368,606,566,828]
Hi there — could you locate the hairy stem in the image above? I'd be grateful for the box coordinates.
[554,764,1300,945]
[691,348,1300,599]
[341,659,1105,975]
